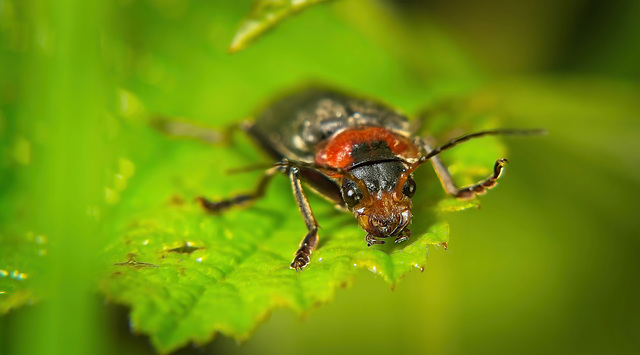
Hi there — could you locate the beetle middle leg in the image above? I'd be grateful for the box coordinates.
[196,165,282,213]
[421,139,508,200]
[288,166,320,271]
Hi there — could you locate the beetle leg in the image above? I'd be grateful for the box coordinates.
[420,139,508,200]
[196,165,282,213]
[394,229,411,244]
[289,167,320,271]
[151,116,243,145]
[453,158,508,200]
[365,234,385,247]
[420,139,458,195]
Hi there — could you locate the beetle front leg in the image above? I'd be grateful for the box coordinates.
[196,165,281,213]
[365,234,385,247]
[289,167,320,271]
[420,139,508,200]
[453,158,508,200]
[394,228,411,244]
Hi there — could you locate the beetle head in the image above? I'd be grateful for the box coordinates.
[341,161,416,239]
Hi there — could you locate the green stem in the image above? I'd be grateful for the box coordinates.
[13,0,109,354]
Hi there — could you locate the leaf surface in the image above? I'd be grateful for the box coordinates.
[98,110,502,352]
[0,232,45,313]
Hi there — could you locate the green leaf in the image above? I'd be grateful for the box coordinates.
[98,105,503,352]
[0,0,504,350]
[229,0,334,53]
[0,232,46,313]
[1,0,479,321]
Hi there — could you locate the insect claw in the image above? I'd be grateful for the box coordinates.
[290,252,310,271]
[453,158,511,200]
[365,234,385,247]
[394,236,409,244]
[393,229,411,244]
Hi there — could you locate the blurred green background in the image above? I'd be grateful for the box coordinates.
[1,0,639,354]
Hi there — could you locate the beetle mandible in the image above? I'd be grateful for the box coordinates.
[185,88,543,270]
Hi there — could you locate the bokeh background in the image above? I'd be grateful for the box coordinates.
[1,0,639,354]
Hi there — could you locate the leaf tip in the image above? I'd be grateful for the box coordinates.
[228,19,262,54]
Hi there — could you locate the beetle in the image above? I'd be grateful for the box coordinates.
[184,88,543,270]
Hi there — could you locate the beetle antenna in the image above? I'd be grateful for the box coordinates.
[419,129,546,163]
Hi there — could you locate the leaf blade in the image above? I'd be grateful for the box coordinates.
[98,111,504,352]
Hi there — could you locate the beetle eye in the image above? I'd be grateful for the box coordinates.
[402,177,417,198]
[343,186,364,208]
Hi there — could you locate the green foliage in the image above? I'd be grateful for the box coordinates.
[12,0,633,354]
[0,1,506,350]
[229,0,334,53]
[0,232,45,313]
[98,106,502,351]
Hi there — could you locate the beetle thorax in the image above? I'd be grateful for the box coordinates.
[315,127,420,173]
